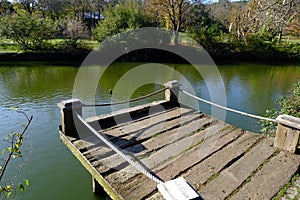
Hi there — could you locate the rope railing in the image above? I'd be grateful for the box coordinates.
[180,89,277,123]
[83,87,167,107]
[74,111,164,185]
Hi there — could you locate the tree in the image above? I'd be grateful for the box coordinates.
[0,12,58,50]
[38,0,68,19]
[93,0,151,42]
[284,12,300,37]
[187,3,211,31]
[0,109,32,199]
[59,17,90,49]
[17,0,38,15]
[144,0,195,45]
[0,0,13,15]
[230,0,295,41]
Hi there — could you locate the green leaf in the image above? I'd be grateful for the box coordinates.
[9,106,18,111]
[2,149,5,155]
[18,184,25,192]
[6,191,12,198]
[24,179,29,187]
[7,147,12,153]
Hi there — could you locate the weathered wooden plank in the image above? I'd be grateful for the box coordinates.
[184,132,261,189]
[86,100,176,130]
[81,113,211,171]
[135,116,214,158]
[103,107,197,138]
[73,134,101,150]
[107,110,204,148]
[75,108,203,152]
[154,127,244,180]
[74,107,205,167]
[146,192,164,200]
[199,138,275,200]
[86,148,115,163]
[119,125,243,199]
[107,123,228,186]
[93,116,214,174]
[231,151,300,200]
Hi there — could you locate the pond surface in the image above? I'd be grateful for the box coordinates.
[0,62,299,199]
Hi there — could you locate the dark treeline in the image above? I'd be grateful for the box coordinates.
[0,0,299,61]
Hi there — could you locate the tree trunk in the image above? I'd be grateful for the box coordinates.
[173,30,179,46]
[278,30,282,43]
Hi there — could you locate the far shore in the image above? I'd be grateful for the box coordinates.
[0,49,299,65]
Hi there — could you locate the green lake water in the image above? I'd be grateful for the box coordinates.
[0,62,299,199]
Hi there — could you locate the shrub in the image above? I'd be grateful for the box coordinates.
[93,0,151,42]
[262,81,300,134]
[0,12,58,50]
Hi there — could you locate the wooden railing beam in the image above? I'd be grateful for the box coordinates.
[164,80,181,106]
[57,99,84,138]
[274,114,300,153]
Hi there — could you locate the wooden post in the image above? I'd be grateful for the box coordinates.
[274,114,300,153]
[57,99,84,138]
[92,178,106,196]
[164,80,181,106]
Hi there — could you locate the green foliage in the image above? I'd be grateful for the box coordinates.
[187,23,228,56]
[0,109,32,199]
[273,173,299,200]
[0,0,13,15]
[93,0,151,42]
[278,81,300,117]
[262,81,300,134]
[261,109,278,134]
[244,33,275,53]
[0,12,58,50]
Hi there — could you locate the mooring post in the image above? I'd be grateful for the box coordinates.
[57,99,84,138]
[92,178,107,196]
[274,114,300,153]
[164,80,181,106]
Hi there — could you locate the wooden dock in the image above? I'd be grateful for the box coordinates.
[58,81,300,200]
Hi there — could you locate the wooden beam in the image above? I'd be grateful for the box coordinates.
[57,99,84,138]
[274,115,300,153]
[60,132,123,200]
[164,80,181,106]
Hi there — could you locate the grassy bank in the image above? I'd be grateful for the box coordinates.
[0,38,299,64]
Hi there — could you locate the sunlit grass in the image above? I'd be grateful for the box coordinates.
[0,38,100,53]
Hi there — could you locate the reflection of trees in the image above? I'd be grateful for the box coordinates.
[0,65,78,101]
[219,64,300,115]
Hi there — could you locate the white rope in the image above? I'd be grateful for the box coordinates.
[74,111,164,185]
[83,88,167,107]
[180,89,277,123]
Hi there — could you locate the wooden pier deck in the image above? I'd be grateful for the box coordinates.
[58,82,300,200]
